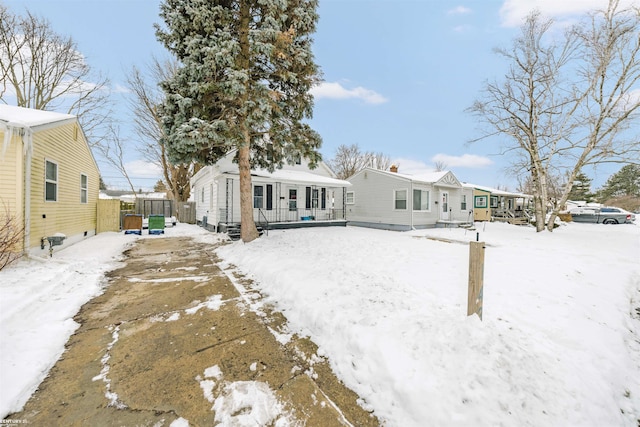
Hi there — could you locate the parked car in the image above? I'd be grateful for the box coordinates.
[569,206,636,224]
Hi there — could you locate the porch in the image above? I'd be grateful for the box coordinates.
[491,208,532,225]
[217,207,347,236]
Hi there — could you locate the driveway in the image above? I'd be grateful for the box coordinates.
[5,237,379,426]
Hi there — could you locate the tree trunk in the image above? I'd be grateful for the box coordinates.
[236,2,258,243]
[238,143,259,243]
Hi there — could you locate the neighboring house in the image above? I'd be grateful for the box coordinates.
[0,105,100,256]
[190,151,351,231]
[463,183,532,224]
[346,166,474,231]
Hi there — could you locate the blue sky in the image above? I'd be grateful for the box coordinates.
[4,0,630,191]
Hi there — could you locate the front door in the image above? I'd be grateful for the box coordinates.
[440,191,450,220]
[288,188,298,221]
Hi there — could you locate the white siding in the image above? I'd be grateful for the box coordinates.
[347,170,412,228]
[191,167,213,225]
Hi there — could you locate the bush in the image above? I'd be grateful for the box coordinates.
[0,204,24,271]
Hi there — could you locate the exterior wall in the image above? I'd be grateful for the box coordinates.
[409,182,438,227]
[346,170,412,228]
[28,122,100,255]
[191,167,216,227]
[0,133,23,222]
[461,187,474,220]
[473,189,492,221]
[217,177,336,225]
[0,133,24,252]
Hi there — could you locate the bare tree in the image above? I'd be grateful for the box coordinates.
[469,1,640,232]
[126,57,199,204]
[0,201,24,271]
[433,160,448,172]
[94,125,138,197]
[328,144,391,179]
[0,4,112,144]
[365,151,392,171]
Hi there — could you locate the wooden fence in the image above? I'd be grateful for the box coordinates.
[97,199,121,233]
[97,199,196,233]
[177,201,196,224]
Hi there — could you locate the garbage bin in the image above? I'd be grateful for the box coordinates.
[148,214,165,235]
[123,214,143,235]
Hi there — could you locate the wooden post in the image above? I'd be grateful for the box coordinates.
[467,241,485,320]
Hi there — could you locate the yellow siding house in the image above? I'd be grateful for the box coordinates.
[0,105,100,256]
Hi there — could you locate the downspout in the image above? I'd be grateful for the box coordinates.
[23,127,33,255]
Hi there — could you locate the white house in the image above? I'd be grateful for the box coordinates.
[190,151,351,231]
[345,166,474,230]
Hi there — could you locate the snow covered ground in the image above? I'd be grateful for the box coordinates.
[1,221,639,426]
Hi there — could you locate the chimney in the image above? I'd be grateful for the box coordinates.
[389,164,398,173]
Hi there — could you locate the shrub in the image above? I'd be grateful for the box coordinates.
[0,203,24,271]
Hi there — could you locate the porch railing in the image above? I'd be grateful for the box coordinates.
[218,207,345,225]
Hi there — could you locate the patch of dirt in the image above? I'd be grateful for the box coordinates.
[4,236,380,426]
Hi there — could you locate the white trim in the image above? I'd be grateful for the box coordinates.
[45,159,58,202]
[80,173,88,204]
[412,188,430,211]
[393,188,408,211]
[346,191,355,205]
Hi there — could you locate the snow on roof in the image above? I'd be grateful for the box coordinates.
[224,168,351,187]
[463,182,532,198]
[366,168,452,185]
[0,105,76,129]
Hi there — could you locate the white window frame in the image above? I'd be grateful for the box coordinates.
[394,189,408,210]
[412,189,430,211]
[80,173,88,204]
[346,191,355,204]
[461,194,467,211]
[45,159,58,202]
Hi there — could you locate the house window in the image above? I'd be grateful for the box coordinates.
[80,174,88,204]
[266,184,273,210]
[394,189,407,210]
[474,195,487,208]
[312,188,319,208]
[45,160,58,202]
[289,189,297,211]
[294,154,301,165]
[346,191,355,204]
[461,195,467,210]
[305,187,312,209]
[321,188,326,209]
[413,189,429,211]
[253,185,264,209]
[490,196,499,208]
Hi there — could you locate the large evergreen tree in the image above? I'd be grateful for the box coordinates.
[155,0,322,242]
[596,164,640,200]
[567,171,594,202]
